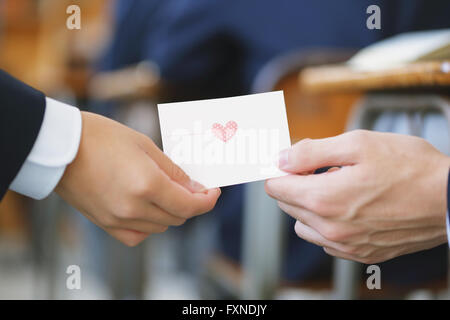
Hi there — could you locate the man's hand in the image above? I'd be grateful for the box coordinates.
[55,112,221,246]
[265,130,450,264]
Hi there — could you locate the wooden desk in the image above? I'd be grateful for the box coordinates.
[300,60,450,93]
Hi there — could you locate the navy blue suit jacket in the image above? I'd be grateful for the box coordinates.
[0,70,46,200]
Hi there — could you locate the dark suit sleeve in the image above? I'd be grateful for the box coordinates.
[0,70,46,200]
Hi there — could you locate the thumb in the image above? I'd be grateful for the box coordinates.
[278,131,361,173]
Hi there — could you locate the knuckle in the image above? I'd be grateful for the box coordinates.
[356,246,376,259]
[133,172,160,198]
[349,129,370,148]
[153,225,169,234]
[306,194,326,214]
[173,218,187,227]
[123,235,145,247]
[133,179,152,197]
[297,138,313,149]
[323,247,335,257]
[123,239,140,247]
[358,257,376,264]
[99,213,118,229]
[343,245,360,256]
[321,224,344,242]
[170,163,189,183]
[115,203,139,220]
[143,179,158,198]
[350,129,368,139]
[293,138,313,159]
[308,194,342,218]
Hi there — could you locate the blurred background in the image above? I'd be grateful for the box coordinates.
[0,0,449,300]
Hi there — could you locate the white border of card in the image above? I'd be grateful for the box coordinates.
[158,91,291,189]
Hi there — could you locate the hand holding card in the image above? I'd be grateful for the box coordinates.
[158,91,291,188]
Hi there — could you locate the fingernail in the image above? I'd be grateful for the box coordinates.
[187,180,207,193]
[278,148,290,170]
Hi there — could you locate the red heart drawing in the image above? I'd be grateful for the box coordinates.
[212,121,238,142]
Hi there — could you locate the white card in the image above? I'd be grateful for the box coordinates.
[157,91,291,188]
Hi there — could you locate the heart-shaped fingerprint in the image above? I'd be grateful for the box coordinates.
[212,121,238,142]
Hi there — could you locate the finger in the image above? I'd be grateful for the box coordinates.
[114,218,171,234]
[297,226,363,262]
[119,201,187,226]
[265,171,349,215]
[293,220,351,252]
[323,246,381,264]
[146,165,221,218]
[80,210,163,244]
[279,200,329,224]
[326,236,448,264]
[278,131,363,173]
[105,228,149,247]
[140,139,206,193]
[322,247,360,262]
[278,201,365,242]
[117,222,168,234]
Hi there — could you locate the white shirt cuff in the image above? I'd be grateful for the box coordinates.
[9,97,82,200]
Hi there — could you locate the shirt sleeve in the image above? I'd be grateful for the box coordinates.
[9,97,82,200]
